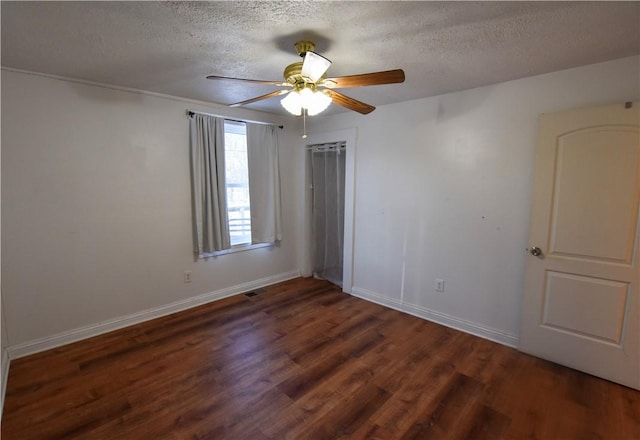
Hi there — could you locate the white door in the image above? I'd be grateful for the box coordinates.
[520,102,640,390]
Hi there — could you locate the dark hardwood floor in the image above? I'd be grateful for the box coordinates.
[2,277,639,439]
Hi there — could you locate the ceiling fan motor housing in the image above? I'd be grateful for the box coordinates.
[294,40,315,57]
[283,61,327,89]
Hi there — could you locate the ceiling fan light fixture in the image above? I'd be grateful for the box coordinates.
[281,87,332,116]
[301,51,332,83]
[303,88,332,116]
[280,90,303,116]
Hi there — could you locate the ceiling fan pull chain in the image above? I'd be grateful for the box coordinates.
[302,109,308,139]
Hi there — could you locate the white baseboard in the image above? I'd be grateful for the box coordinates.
[7,270,300,360]
[351,286,519,348]
[1,348,9,417]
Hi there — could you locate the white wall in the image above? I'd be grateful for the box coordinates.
[2,55,638,358]
[307,56,640,345]
[1,70,300,351]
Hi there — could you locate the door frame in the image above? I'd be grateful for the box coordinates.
[301,128,357,293]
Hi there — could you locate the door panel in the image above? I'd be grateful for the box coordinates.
[542,271,628,343]
[549,128,639,262]
[520,102,640,390]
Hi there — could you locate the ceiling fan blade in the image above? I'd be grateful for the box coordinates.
[301,51,332,83]
[229,90,290,107]
[324,69,405,88]
[206,75,289,87]
[325,90,375,115]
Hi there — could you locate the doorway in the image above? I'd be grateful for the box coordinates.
[309,142,346,286]
[301,128,356,292]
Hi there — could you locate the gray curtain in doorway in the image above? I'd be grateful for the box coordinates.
[311,142,346,286]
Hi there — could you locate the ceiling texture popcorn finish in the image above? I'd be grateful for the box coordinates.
[2,1,639,115]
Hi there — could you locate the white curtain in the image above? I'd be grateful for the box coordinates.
[189,114,230,254]
[246,123,282,244]
[311,143,346,286]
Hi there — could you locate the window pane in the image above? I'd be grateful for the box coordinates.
[224,121,251,246]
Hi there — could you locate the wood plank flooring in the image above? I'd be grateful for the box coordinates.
[2,277,639,439]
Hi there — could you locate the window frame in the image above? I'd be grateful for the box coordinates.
[223,120,252,247]
[198,119,274,258]
[199,242,272,259]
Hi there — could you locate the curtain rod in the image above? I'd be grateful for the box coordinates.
[186,110,283,129]
[306,141,347,151]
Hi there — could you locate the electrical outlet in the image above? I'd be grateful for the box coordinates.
[184,270,192,283]
[435,278,445,292]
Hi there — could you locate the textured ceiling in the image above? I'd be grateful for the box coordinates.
[2,1,639,116]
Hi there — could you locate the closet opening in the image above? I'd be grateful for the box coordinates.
[308,142,346,286]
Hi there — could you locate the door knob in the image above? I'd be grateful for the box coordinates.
[529,246,542,257]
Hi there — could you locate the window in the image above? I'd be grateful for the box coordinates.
[223,121,251,246]
[189,112,281,256]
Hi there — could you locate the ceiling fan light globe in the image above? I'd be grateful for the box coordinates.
[305,90,332,116]
[281,91,302,116]
[299,87,314,106]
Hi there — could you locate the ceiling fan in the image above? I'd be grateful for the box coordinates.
[206,40,405,116]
